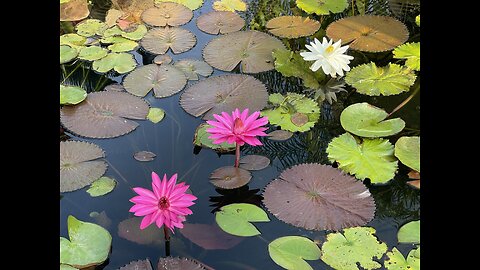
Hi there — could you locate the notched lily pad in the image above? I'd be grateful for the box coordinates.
[384,247,420,270]
[194,123,236,152]
[210,166,252,189]
[395,136,420,172]
[60,85,87,105]
[268,236,321,270]
[75,19,107,37]
[102,24,148,41]
[78,46,109,61]
[153,54,173,65]
[118,258,153,270]
[134,151,157,162]
[157,257,212,270]
[141,26,197,55]
[92,52,137,74]
[393,42,420,71]
[239,155,270,171]
[60,45,78,64]
[141,2,193,27]
[86,176,117,197]
[215,203,269,237]
[107,39,139,52]
[174,59,213,80]
[266,16,320,38]
[397,220,420,244]
[60,34,87,51]
[196,11,245,35]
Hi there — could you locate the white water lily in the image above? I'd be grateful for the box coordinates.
[300,37,354,78]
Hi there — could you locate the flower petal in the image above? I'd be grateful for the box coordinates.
[139,214,154,229]
[132,187,157,200]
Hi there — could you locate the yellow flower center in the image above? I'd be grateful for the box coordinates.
[325,45,335,53]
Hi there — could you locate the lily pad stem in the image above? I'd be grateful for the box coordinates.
[385,84,420,119]
[234,143,241,167]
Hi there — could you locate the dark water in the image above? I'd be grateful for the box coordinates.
[60,0,420,269]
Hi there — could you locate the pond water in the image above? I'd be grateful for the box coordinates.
[60,0,420,269]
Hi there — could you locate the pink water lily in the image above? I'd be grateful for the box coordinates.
[129,172,197,233]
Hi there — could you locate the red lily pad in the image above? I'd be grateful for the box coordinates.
[210,166,252,189]
[239,155,270,171]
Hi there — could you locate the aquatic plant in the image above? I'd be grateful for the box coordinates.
[215,203,270,236]
[384,247,420,270]
[196,11,245,35]
[266,16,320,39]
[268,235,321,270]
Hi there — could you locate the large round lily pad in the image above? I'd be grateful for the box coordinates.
[60,91,149,138]
[215,203,269,236]
[123,64,187,98]
[239,155,270,171]
[394,136,420,172]
[60,0,90,21]
[203,30,285,73]
[397,220,420,244]
[326,15,409,52]
[196,11,245,35]
[268,236,321,270]
[174,59,213,80]
[118,259,153,270]
[60,85,87,105]
[141,2,193,27]
[393,42,420,71]
[92,52,137,74]
[157,257,211,270]
[266,16,320,38]
[263,163,375,231]
[140,26,197,55]
[180,74,268,120]
[210,166,252,189]
[60,141,107,193]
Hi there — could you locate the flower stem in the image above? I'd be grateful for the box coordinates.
[234,143,241,168]
[163,226,170,257]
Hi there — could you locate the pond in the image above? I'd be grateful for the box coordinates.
[60,0,420,269]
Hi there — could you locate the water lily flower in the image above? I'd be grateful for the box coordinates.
[300,37,354,78]
[129,172,197,233]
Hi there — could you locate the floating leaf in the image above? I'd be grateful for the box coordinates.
[397,220,420,244]
[384,247,420,270]
[268,236,320,270]
[134,151,157,161]
[104,83,125,92]
[60,85,87,105]
[142,3,192,27]
[194,123,236,152]
[104,8,125,28]
[123,64,187,98]
[393,42,420,71]
[210,166,252,189]
[196,11,245,35]
[147,107,166,123]
[155,0,204,10]
[102,25,148,41]
[174,59,213,80]
[86,177,117,197]
[60,141,107,193]
[60,265,78,270]
[179,223,243,250]
[180,74,268,120]
[60,215,112,268]
[75,19,107,37]
[296,0,348,15]
[103,38,139,52]
[215,203,269,236]
[321,227,387,270]
[118,217,163,245]
[267,130,294,141]
[345,62,416,96]
[78,46,109,61]
[394,136,420,172]
[141,26,197,54]
[60,0,90,21]
[261,92,320,132]
[60,34,86,51]
[60,45,78,64]
[415,15,420,26]
[60,91,149,138]
[157,257,211,270]
[340,103,405,137]
[266,16,320,38]
[263,163,375,231]
[110,0,155,27]
[153,54,173,65]
[213,0,247,12]
[203,30,285,73]
[327,133,398,184]
[92,52,137,74]
[89,210,112,228]
[239,155,270,171]
[326,15,409,52]
[118,259,153,270]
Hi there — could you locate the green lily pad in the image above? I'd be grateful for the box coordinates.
[268,236,320,270]
[78,46,109,61]
[345,62,416,96]
[393,42,420,71]
[327,132,398,184]
[215,203,269,237]
[154,0,204,10]
[86,176,117,197]
[213,0,247,12]
[261,92,320,132]
[384,247,420,270]
[296,0,348,15]
[102,24,148,41]
[147,107,166,123]
[60,265,79,270]
[60,45,78,64]
[397,220,420,244]
[272,48,325,89]
[394,136,420,172]
[415,15,420,26]
[60,215,112,268]
[340,102,405,137]
[60,33,86,51]
[321,227,388,270]
[194,123,236,152]
[75,19,107,37]
[108,40,139,52]
[92,52,137,74]
[60,85,87,105]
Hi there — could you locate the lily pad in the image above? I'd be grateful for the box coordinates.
[141,26,197,54]
[194,123,236,152]
[239,155,270,171]
[155,0,204,10]
[60,85,87,105]
[203,30,285,73]
[123,64,187,98]
[180,74,269,120]
[393,42,420,71]
[92,52,137,74]
[153,54,173,65]
[263,163,375,231]
[110,0,155,27]
[415,15,420,26]
[266,16,320,38]
[394,136,420,172]
[321,227,388,270]
[78,46,109,61]
[340,103,405,137]
[326,15,409,52]
[215,203,269,236]
[60,141,107,193]
[261,92,320,132]
[60,215,112,268]
[105,83,125,92]
[86,176,117,197]
[60,265,79,270]
[267,130,294,141]
[210,166,252,189]
[75,19,107,37]
[60,0,90,21]
[268,236,321,270]
[60,34,86,51]
[196,11,245,35]
[213,0,247,12]
[345,62,416,96]
[296,0,348,15]
[60,91,149,138]
[60,45,78,64]
[133,151,157,161]
[102,24,148,41]
[147,107,166,123]
[118,217,164,245]
[89,210,112,228]
[384,247,420,270]
[397,220,420,244]
[118,259,153,270]
[141,2,193,27]
[174,59,213,80]
[327,132,398,184]
[107,39,139,53]
[157,257,212,270]
[179,223,243,250]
